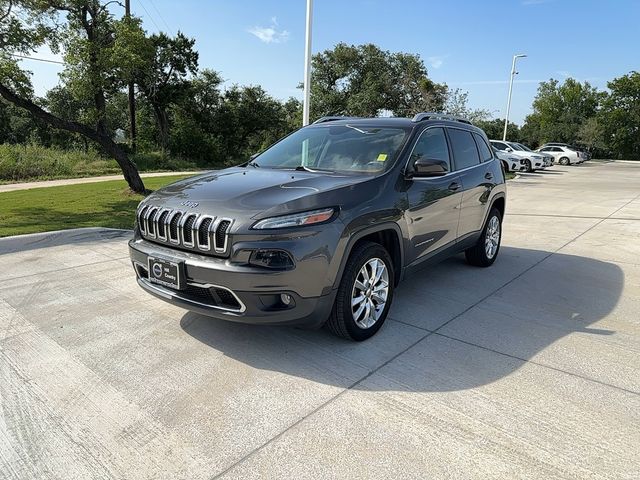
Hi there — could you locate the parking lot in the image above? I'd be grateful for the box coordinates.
[1,161,639,479]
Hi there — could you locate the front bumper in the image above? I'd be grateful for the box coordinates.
[129,238,336,328]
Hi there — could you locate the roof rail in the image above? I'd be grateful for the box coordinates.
[312,116,359,124]
[411,112,472,125]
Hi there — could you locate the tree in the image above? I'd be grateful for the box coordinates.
[443,88,490,123]
[578,117,606,155]
[597,71,640,159]
[309,43,448,119]
[0,0,146,192]
[476,118,520,142]
[135,31,198,152]
[524,77,603,146]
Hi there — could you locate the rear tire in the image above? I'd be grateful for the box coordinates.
[465,208,502,267]
[326,241,395,341]
[559,157,570,165]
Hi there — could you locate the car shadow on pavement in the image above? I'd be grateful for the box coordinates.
[180,247,623,391]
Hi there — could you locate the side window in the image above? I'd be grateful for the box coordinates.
[491,141,506,151]
[539,147,550,152]
[473,133,493,162]
[410,128,450,172]
[448,129,481,170]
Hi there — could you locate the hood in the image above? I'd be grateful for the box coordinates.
[143,167,373,220]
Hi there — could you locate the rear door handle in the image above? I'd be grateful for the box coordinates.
[485,172,494,180]
[448,182,461,192]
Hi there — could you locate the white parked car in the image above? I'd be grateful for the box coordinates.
[536,145,583,165]
[514,142,554,167]
[493,147,526,172]
[490,140,546,172]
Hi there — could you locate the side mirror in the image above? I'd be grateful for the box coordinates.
[412,157,449,177]
[505,147,513,152]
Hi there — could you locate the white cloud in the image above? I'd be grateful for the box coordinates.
[427,55,448,69]
[248,17,289,44]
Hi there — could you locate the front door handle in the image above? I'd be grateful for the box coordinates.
[448,182,461,192]
[485,172,494,180]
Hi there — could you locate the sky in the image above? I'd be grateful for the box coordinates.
[22,0,640,125]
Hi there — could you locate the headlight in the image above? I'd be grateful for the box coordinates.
[509,157,520,162]
[252,208,336,230]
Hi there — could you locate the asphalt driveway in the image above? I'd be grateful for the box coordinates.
[1,161,639,479]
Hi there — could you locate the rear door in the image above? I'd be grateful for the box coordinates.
[449,128,498,239]
[405,127,463,262]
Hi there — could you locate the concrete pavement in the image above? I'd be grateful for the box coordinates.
[1,161,639,479]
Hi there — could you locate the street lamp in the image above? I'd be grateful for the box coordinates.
[503,53,527,141]
[302,0,313,126]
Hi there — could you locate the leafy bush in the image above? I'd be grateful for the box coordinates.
[0,144,201,182]
[0,144,120,181]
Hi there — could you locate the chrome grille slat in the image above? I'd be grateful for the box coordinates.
[138,205,231,256]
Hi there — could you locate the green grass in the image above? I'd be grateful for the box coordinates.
[0,144,201,183]
[0,175,192,237]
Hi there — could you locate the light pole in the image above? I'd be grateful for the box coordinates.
[302,0,313,126]
[503,53,526,141]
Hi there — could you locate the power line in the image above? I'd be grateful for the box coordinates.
[9,53,64,65]
[147,0,173,34]
[137,0,162,33]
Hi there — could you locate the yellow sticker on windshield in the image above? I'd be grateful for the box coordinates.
[376,153,388,162]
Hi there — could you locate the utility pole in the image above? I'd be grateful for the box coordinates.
[125,0,137,151]
[302,0,313,126]
[503,53,527,141]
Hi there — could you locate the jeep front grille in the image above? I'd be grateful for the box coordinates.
[137,205,233,256]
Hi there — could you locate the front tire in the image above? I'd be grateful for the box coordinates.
[559,157,570,166]
[326,242,394,341]
[524,159,533,172]
[465,208,502,267]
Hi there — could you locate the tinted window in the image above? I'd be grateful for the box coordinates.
[449,129,480,170]
[473,133,493,162]
[491,141,507,151]
[410,127,450,172]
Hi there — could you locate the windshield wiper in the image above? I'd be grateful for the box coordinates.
[247,161,260,168]
[294,165,333,173]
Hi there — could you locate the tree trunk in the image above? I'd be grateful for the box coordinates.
[0,83,146,193]
[152,103,169,154]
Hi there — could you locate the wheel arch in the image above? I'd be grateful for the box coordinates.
[332,223,405,290]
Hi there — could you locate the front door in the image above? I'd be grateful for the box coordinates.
[405,127,463,263]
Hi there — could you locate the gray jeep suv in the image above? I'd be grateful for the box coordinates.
[129,113,506,340]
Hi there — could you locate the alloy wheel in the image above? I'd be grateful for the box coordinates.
[351,258,389,329]
[485,216,500,259]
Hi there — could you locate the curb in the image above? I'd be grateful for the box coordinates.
[0,227,132,255]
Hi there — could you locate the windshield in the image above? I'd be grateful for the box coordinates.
[250,125,409,174]
[516,143,533,152]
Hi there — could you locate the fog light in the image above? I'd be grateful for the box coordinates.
[280,293,292,306]
[249,249,294,269]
